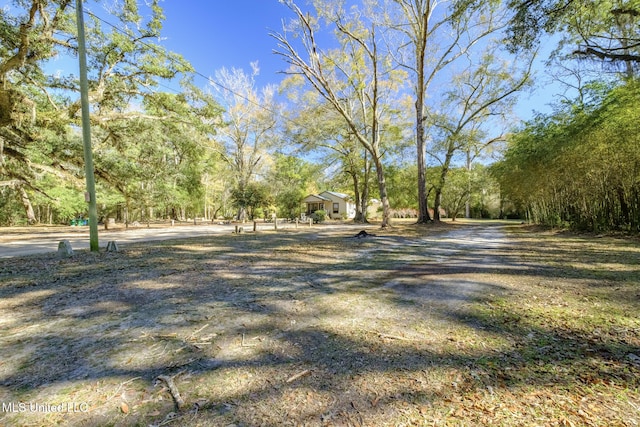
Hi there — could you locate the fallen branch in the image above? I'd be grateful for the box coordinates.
[107,376,142,401]
[187,323,209,341]
[286,369,312,383]
[369,330,421,342]
[351,230,377,239]
[150,411,181,427]
[241,333,258,347]
[156,374,186,412]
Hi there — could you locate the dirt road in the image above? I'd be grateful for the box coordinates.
[0,222,375,258]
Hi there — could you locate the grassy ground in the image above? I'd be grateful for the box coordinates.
[0,221,638,426]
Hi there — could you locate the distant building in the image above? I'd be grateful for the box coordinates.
[302,191,356,220]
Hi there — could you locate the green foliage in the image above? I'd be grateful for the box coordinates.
[506,0,640,74]
[494,79,640,231]
[231,182,272,221]
[0,188,25,226]
[268,154,322,219]
[440,167,470,220]
[466,164,502,219]
[0,1,209,225]
[46,186,87,223]
[385,163,418,209]
[276,188,306,220]
[311,209,327,223]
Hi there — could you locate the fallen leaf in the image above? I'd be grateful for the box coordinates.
[120,402,129,414]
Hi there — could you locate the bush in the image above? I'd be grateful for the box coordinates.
[311,209,326,223]
[0,189,26,226]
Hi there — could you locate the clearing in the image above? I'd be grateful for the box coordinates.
[0,221,639,426]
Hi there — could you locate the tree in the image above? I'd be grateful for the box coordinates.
[0,0,194,223]
[506,0,640,75]
[388,0,521,223]
[274,0,404,228]
[428,47,533,221]
[439,167,469,220]
[143,83,224,221]
[284,95,374,223]
[0,1,75,223]
[493,80,640,231]
[445,163,500,219]
[212,64,279,221]
[230,181,272,221]
[267,153,321,219]
[385,163,419,210]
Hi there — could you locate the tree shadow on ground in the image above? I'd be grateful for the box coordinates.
[0,223,638,426]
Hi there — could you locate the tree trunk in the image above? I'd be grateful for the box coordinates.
[433,189,443,221]
[124,196,130,228]
[416,105,431,223]
[359,179,370,224]
[17,186,37,225]
[433,143,456,222]
[237,207,247,222]
[465,149,472,218]
[617,186,630,227]
[372,155,391,228]
[213,206,222,221]
[354,153,371,224]
[351,172,365,223]
[415,10,431,224]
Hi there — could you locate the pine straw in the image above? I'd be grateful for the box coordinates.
[0,222,638,426]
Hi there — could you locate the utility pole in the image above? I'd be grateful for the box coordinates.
[75,0,99,251]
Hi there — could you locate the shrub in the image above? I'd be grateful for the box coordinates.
[311,209,326,223]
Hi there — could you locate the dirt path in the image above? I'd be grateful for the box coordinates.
[378,223,512,303]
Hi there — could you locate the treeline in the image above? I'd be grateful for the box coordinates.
[3,1,637,228]
[0,0,527,227]
[493,79,640,231]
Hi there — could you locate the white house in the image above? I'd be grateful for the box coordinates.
[302,191,356,220]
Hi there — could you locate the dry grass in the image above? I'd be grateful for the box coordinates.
[0,221,639,426]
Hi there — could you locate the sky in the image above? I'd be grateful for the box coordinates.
[157,1,293,90]
[152,1,561,121]
[43,0,563,122]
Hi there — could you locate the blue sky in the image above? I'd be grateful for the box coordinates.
[48,0,559,121]
[158,1,291,89]
[154,1,559,121]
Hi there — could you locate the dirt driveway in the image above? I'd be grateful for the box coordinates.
[0,221,638,426]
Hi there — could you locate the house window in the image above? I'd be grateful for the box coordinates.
[333,203,339,214]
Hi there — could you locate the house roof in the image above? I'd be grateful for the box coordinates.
[303,191,353,204]
[320,191,351,201]
[302,194,331,203]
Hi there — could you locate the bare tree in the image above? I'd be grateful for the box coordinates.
[273,0,402,228]
[286,99,373,223]
[387,0,518,222]
[429,48,535,220]
[212,63,279,221]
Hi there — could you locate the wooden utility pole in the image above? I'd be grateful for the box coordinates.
[75,0,99,251]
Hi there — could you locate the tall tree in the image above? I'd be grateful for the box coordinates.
[388,0,521,223]
[273,0,404,227]
[0,0,194,223]
[285,94,374,223]
[0,0,75,223]
[428,47,533,220]
[212,63,279,221]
